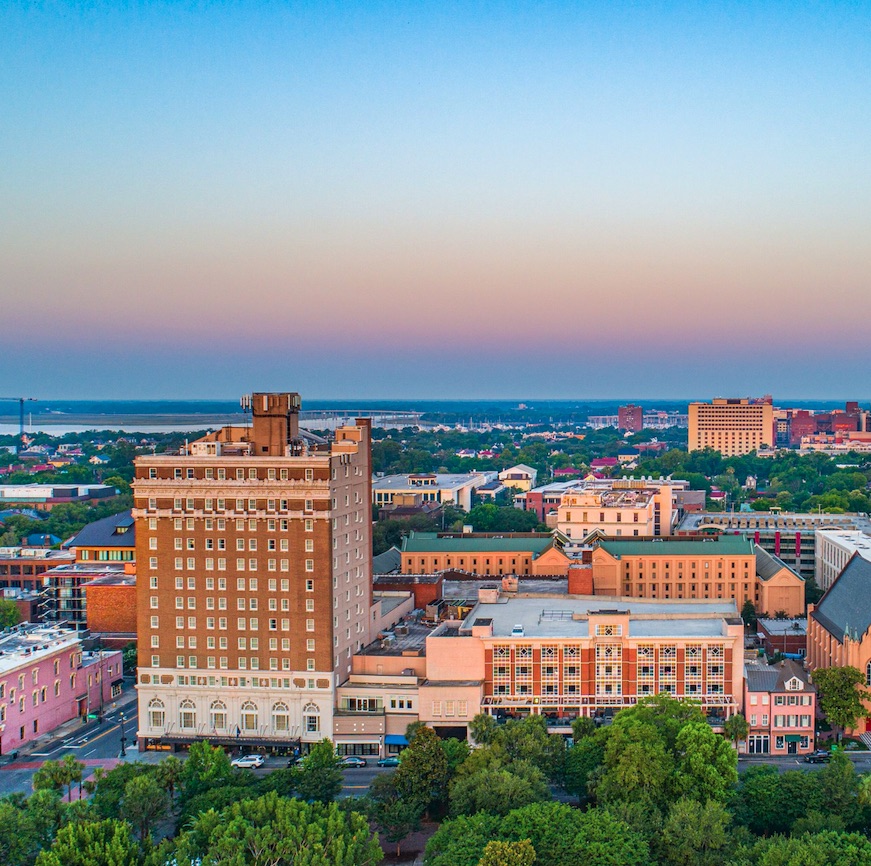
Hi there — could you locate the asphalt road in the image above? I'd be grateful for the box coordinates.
[738,753,871,773]
[0,698,155,798]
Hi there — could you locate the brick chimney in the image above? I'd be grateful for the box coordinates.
[568,564,593,595]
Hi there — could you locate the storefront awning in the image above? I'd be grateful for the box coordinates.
[385,734,408,746]
[785,734,802,742]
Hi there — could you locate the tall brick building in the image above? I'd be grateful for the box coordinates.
[133,393,372,751]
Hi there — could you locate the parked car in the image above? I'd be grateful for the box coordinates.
[286,755,302,768]
[377,756,401,767]
[231,754,265,769]
[340,755,368,768]
[804,750,830,763]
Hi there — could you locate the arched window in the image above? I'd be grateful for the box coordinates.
[179,699,196,730]
[272,701,290,732]
[241,700,258,731]
[303,702,320,734]
[147,698,165,729]
[210,700,227,731]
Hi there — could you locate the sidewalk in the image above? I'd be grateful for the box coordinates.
[1,686,138,766]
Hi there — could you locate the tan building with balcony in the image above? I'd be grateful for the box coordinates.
[133,392,373,752]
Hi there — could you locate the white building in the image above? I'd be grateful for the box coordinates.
[372,472,496,512]
[814,529,871,591]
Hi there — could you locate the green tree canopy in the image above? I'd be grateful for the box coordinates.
[34,819,141,866]
[294,738,344,804]
[812,666,870,736]
[171,792,382,866]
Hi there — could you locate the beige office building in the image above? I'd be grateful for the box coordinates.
[688,399,774,456]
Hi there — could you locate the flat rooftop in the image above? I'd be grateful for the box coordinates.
[373,473,492,491]
[679,512,871,533]
[0,547,75,562]
[449,596,739,640]
[442,577,568,598]
[757,617,808,636]
[402,532,553,554]
[358,620,431,656]
[0,623,80,673]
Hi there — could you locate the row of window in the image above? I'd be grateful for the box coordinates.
[151,466,321,481]
[491,644,725,659]
[155,537,312,552]
[149,577,315,592]
[146,697,321,733]
[144,498,320,513]
[153,655,320,672]
[149,557,317,572]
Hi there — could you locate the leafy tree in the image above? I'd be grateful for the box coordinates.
[0,597,21,628]
[171,791,382,866]
[34,818,141,866]
[32,761,67,797]
[464,504,544,532]
[441,737,471,774]
[120,774,168,842]
[179,741,234,801]
[596,719,675,808]
[817,751,860,826]
[449,765,549,817]
[294,739,344,804]
[724,713,749,751]
[674,721,738,803]
[89,763,152,819]
[477,839,536,866]
[469,713,498,746]
[735,830,871,866]
[425,813,502,866]
[153,755,183,802]
[0,799,38,866]
[59,755,85,802]
[366,774,423,858]
[500,801,649,866]
[394,726,450,816]
[571,715,597,741]
[740,600,757,628]
[563,730,607,803]
[813,666,870,738]
[658,797,730,866]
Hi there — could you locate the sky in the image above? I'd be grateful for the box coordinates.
[1,1,870,401]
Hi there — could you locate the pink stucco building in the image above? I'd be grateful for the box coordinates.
[0,624,122,755]
[743,659,816,756]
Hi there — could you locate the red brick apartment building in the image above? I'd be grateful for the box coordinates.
[134,393,373,751]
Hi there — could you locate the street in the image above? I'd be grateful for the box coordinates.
[0,692,396,800]
[0,696,161,798]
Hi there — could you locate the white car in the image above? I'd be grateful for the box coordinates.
[231,754,265,769]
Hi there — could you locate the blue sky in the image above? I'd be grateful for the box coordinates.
[1,2,869,399]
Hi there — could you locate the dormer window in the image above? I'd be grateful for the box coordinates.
[785,677,803,691]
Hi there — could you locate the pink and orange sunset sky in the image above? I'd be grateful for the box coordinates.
[1,2,869,399]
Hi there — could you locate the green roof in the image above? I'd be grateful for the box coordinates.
[598,536,754,558]
[402,532,553,555]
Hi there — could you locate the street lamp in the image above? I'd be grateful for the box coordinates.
[119,712,128,758]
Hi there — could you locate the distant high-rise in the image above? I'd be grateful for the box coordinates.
[688,398,774,457]
[133,392,372,752]
[617,404,643,433]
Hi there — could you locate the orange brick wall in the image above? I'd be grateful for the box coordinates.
[85,585,138,634]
